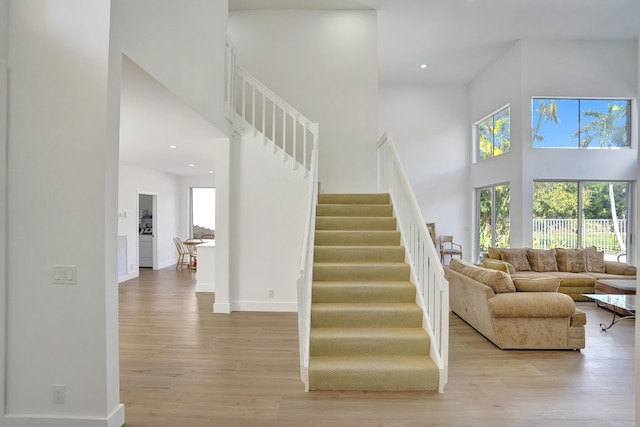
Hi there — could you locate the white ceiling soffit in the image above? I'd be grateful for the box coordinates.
[119,56,225,177]
[230,0,638,84]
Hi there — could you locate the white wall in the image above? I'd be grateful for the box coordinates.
[229,130,309,311]
[4,1,123,425]
[228,10,378,193]
[469,40,638,259]
[378,84,470,259]
[110,0,230,137]
[118,162,182,279]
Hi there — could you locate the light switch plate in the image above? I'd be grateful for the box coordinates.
[52,265,76,285]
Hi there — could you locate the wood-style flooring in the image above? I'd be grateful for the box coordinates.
[119,267,635,426]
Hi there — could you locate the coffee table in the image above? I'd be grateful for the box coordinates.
[583,294,635,331]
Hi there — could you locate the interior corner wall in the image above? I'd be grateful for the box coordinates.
[378,84,471,260]
[469,39,638,259]
[4,1,124,425]
[228,10,378,193]
[118,162,183,278]
[469,42,524,255]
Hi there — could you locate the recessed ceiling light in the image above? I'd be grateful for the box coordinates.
[420,64,427,69]
[189,164,196,167]
[169,145,177,149]
[208,170,213,174]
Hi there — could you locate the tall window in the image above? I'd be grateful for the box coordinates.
[533,181,629,259]
[477,184,510,256]
[477,105,510,160]
[191,187,216,238]
[532,98,631,148]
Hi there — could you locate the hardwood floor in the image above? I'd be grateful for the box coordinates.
[120,268,635,426]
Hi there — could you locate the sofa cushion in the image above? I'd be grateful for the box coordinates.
[488,292,576,318]
[481,258,516,275]
[555,248,585,273]
[604,261,636,276]
[526,249,559,272]
[584,246,605,273]
[548,271,595,286]
[499,248,532,271]
[512,276,561,292]
[570,308,587,327]
[449,259,516,293]
[488,247,502,260]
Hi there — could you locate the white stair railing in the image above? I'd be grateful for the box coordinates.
[231,65,318,174]
[377,131,449,393]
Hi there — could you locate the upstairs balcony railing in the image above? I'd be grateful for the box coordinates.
[377,131,449,393]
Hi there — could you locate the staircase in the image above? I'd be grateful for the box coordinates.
[308,193,439,391]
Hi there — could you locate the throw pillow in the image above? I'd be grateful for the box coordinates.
[481,258,516,275]
[526,249,558,272]
[487,247,502,260]
[512,276,561,292]
[584,246,605,273]
[555,248,586,273]
[499,248,532,271]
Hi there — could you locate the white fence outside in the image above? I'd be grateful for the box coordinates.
[533,218,627,256]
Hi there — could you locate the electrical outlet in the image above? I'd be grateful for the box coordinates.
[268,289,275,298]
[53,384,65,404]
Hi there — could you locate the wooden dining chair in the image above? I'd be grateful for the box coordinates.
[439,235,462,264]
[173,236,189,269]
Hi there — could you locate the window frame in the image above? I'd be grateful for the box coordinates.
[475,104,511,162]
[476,182,510,259]
[531,97,632,149]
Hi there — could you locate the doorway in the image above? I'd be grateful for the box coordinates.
[138,192,157,269]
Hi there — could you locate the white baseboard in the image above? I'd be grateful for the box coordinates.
[231,300,298,312]
[213,302,231,313]
[157,259,176,270]
[117,271,138,283]
[2,404,124,427]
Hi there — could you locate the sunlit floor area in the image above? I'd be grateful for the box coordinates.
[119,268,634,426]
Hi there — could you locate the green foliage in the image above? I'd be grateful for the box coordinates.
[478,107,510,159]
[533,182,577,219]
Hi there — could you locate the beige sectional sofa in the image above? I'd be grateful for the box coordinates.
[482,247,636,301]
[446,259,586,350]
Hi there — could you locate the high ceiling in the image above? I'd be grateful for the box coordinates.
[230,0,638,84]
[120,0,638,176]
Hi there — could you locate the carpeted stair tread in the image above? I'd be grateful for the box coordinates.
[312,281,416,303]
[308,355,439,391]
[315,230,401,246]
[318,193,390,205]
[310,328,430,356]
[316,204,393,218]
[315,216,397,230]
[313,262,410,281]
[311,302,423,328]
[314,246,405,263]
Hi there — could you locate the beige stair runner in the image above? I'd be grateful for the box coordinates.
[309,193,439,391]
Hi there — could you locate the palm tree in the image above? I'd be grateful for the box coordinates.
[532,99,559,144]
[577,103,627,147]
[575,102,628,253]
